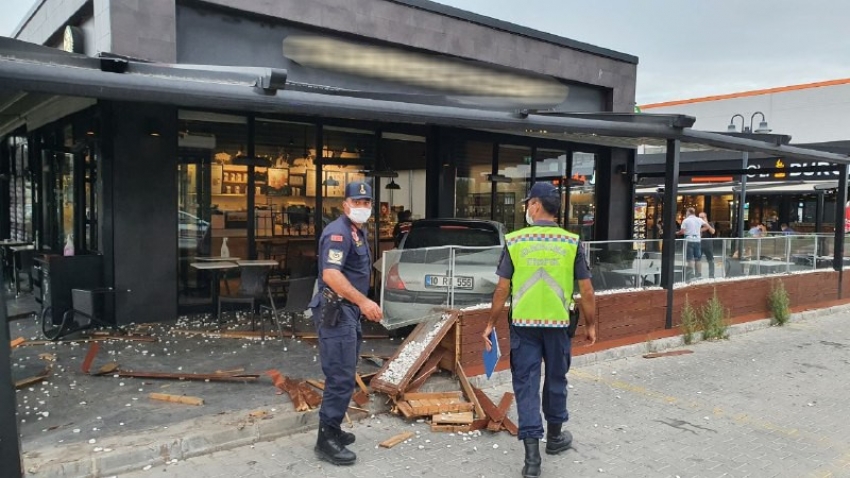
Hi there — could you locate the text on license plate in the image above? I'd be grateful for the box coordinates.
[424,275,474,289]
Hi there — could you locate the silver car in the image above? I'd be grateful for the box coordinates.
[380,219,505,329]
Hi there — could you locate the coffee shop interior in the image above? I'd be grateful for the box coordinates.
[173,110,600,310]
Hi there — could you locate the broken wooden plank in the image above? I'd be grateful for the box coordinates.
[348,406,369,414]
[215,367,246,375]
[265,370,308,411]
[643,350,693,359]
[370,313,458,397]
[149,393,204,406]
[20,335,157,346]
[306,379,325,391]
[111,370,259,382]
[352,390,370,407]
[295,380,323,409]
[395,400,416,419]
[432,411,474,425]
[10,337,25,348]
[473,387,518,436]
[402,391,463,401]
[355,373,370,395]
[431,424,471,433]
[15,366,52,389]
[405,348,446,393]
[487,392,515,431]
[81,342,101,374]
[468,419,491,432]
[456,363,485,419]
[379,431,414,449]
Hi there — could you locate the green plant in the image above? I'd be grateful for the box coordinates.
[768,280,791,326]
[700,287,729,340]
[680,294,699,345]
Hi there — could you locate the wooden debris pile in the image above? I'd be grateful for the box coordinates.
[370,310,516,435]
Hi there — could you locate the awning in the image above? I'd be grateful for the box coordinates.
[0,37,848,164]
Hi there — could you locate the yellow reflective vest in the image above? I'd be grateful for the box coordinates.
[505,225,579,327]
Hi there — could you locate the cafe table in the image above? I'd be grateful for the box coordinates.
[190,261,239,309]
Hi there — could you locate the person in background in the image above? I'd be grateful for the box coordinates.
[483,182,597,478]
[677,208,704,280]
[393,210,413,247]
[781,223,795,235]
[307,181,383,466]
[749,221,764,237]
[698,212,717,279]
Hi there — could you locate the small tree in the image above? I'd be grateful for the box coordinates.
[768,280,791,326]
[680,294,699,345]
[700,287,729,340]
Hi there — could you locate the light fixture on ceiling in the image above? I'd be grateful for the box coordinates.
[322,176,340,187]
[385,178,401,190]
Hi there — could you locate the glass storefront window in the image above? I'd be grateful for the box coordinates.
[495,144,531,232]
[254,119,317,239]
[177,111,248,308]
[569,152,596,241]
[322,126,374,229]
[453,140,493,222]
[534,148,568,227]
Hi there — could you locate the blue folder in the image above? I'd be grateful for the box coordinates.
[483,328,502,379]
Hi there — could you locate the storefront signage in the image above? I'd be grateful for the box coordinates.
[746,160,840,179]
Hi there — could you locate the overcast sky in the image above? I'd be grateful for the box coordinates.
[3,0,849,104]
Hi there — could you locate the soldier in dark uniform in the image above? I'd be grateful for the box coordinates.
[308,181,383,466]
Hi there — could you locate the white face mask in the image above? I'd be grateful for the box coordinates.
[525,209,534,226]
[347,207,372,224]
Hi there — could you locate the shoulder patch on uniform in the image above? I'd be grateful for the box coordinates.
[330,234,344,242]
[327,249,344,265]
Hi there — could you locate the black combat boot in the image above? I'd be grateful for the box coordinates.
[338,429,356,446]
[521,438,541,478]
[315,424,357,466]
[545,422,573,455]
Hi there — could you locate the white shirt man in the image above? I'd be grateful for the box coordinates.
[680,213,704,242]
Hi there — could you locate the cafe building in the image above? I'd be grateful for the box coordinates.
[1,0,641,322]
[639,80,850,236]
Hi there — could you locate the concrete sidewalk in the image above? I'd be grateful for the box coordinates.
[16,297,850,477]
[117,307,850,478]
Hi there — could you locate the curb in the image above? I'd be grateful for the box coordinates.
[24,401,383,478]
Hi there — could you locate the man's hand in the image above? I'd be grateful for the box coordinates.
[585,324,597,345]
[359,299,383,322]
[482,323,494,352]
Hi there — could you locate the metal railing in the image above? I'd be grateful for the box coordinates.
[585,234,846,291]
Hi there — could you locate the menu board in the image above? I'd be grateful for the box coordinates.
[633,201,647,251]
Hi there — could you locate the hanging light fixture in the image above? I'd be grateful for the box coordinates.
[385,178,401,190]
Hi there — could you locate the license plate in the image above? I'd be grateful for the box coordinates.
[424,275,474,289]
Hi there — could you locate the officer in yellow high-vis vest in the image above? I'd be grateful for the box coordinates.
[483,182,597,478]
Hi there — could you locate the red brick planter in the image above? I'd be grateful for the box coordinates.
[451,271,849,376]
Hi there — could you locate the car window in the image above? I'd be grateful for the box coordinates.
[404,225,500,249]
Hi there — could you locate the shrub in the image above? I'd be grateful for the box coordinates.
[700,288,729,340]
[680,294,699,345]
[768,280,791,326]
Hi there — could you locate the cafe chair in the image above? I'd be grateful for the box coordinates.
[217,265,271,329]
[260,275,316,339]
[724,258,744,278]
